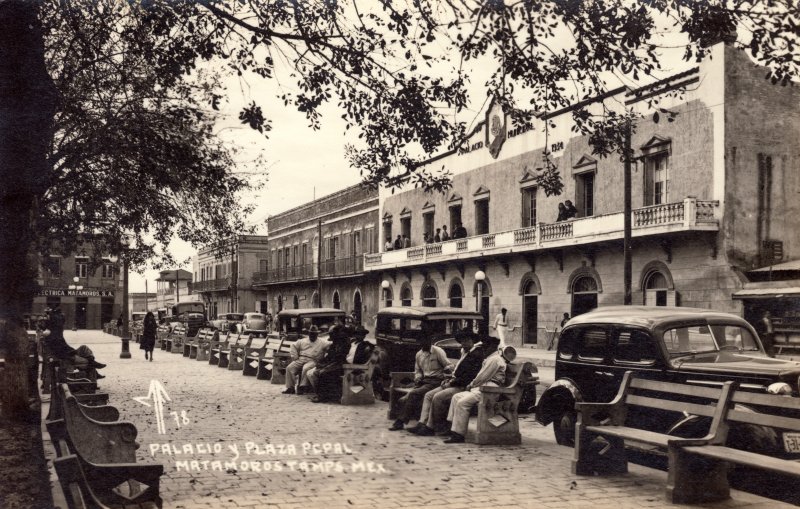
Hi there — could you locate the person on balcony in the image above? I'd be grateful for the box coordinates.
[403,235,411,248]
[453,223,467,239]
[556,202,568,222]
[393,235,403,250]
[564,200,578,219]
[441,225,450,241]
[384,237,393,251]
[434,228,442,243]
[424,232,432,244]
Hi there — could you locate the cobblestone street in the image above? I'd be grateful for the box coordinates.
[46,330,792,509]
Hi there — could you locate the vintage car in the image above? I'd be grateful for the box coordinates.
[210,313,244,332]
[371,306,544,407]
[240,312,269,334]
[536,305,800,457]
[274,308,347,339]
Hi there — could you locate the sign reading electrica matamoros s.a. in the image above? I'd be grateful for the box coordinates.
[37,288,115,297]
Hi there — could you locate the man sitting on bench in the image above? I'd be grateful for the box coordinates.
[283,325,328,395]
[443,336,506,443]
[389,336,453,431]
[41,306,106,379]
[408,331,484,436]
[307,325,350,402]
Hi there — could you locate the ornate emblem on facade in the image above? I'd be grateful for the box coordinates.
[485,98,507,159]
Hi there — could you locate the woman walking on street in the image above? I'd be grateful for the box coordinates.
[140,311,157,361]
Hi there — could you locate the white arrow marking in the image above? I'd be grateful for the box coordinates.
[133,380,172,434]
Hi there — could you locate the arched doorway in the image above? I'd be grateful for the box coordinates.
[448,282,463,308]
[643,271,670,306]
[293,295,299,309]
[571,276,598,317]
[311,291,320,308]
[277,295,283,312]
[421,283,438,307]
[522,280,538,344]
[332,290,341,309]
[353,290,362,323]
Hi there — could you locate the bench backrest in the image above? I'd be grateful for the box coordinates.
[727,389,800,432]
[171,324,187,337]
[623,376,732,420]
[503,361,534,389]
[58,384,138,464]
[262,338,285,360]
[248,336,270,351]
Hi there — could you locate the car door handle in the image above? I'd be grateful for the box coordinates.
[594,371,615,377]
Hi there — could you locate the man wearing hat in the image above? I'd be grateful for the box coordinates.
[443,335,507,443]
[389,335,453,431]
[408,330,485,436]
[306,324,348,402]
[41,306,106,379]
[283,324,329,394]
[345,325,373,365]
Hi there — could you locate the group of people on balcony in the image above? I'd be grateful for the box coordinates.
[556,200,579,222]
[281,323,374,403]
[385,223,471,251]
[389,332,509,443]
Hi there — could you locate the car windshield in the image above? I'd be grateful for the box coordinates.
[663,324,761,356]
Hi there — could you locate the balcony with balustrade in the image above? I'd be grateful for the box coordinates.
[363,198,720,272]
[250,256,366,287]
[193,278,231,293]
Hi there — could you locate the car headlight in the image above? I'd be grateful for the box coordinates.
[767,382,793,395]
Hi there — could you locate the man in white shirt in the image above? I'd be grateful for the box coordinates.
[283,325,329,394]
[493,308,509,347]
[389,336,452,431]
[444,336,507,443]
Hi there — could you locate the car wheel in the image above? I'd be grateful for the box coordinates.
[553,410,577,447]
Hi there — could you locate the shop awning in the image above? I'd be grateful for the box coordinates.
[732,285,800,299]
[749,259,800,272]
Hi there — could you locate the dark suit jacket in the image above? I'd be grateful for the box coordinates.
[451,347,485,388]
[316,340,350,373]
[44,313,75,359]
[351,340,374,365]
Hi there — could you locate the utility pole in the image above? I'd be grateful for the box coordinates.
[317,219,322,308]
[623,117,633,305]
[145,279,148,311]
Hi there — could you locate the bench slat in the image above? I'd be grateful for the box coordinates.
[585,425,672,447]
[726,409,800,431]
[732,390,800,411]
[630,378,725,399]
[625,394,718,417]
[683,445,800,477]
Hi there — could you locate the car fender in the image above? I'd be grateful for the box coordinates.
[536,378,583,425]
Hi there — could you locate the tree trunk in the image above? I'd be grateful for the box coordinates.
[0,0,58,420]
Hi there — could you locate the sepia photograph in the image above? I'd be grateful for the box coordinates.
[0,1,798,508]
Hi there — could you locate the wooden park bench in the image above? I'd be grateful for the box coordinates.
[48,384,164,508]
[241,335,272,376]
[341,360,377,405]
[572,371,740,503]
[254,337,287,380]
[217,333,249,369]
[164,324,188,354]
[155,325,170,350]
[270,339,296,385]
[208,331,232,366]
[474,360,537,445]
[190,329,216,361]
[227,333,255,371]
[666,385,800,504]
[183,327,209,358]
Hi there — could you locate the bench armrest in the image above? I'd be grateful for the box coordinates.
[575,400,625,426]
[480,386,516,395]
[389,371,415,388]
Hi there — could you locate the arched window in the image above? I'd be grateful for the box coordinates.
[332,291,341,309]
[400,286,412,306]
[522,279,539,345]
[311,291,320,307]
[421,284,438,307]
[644,271,669,306]
[277,295,283,312]
[293,295,299,309]
[571,276,598,317]
[382,286,393,308]
[448,283,463,308]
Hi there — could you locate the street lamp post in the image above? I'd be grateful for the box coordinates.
[475,270,486,334]
[68,276,83,331]
[381,280,390,307]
